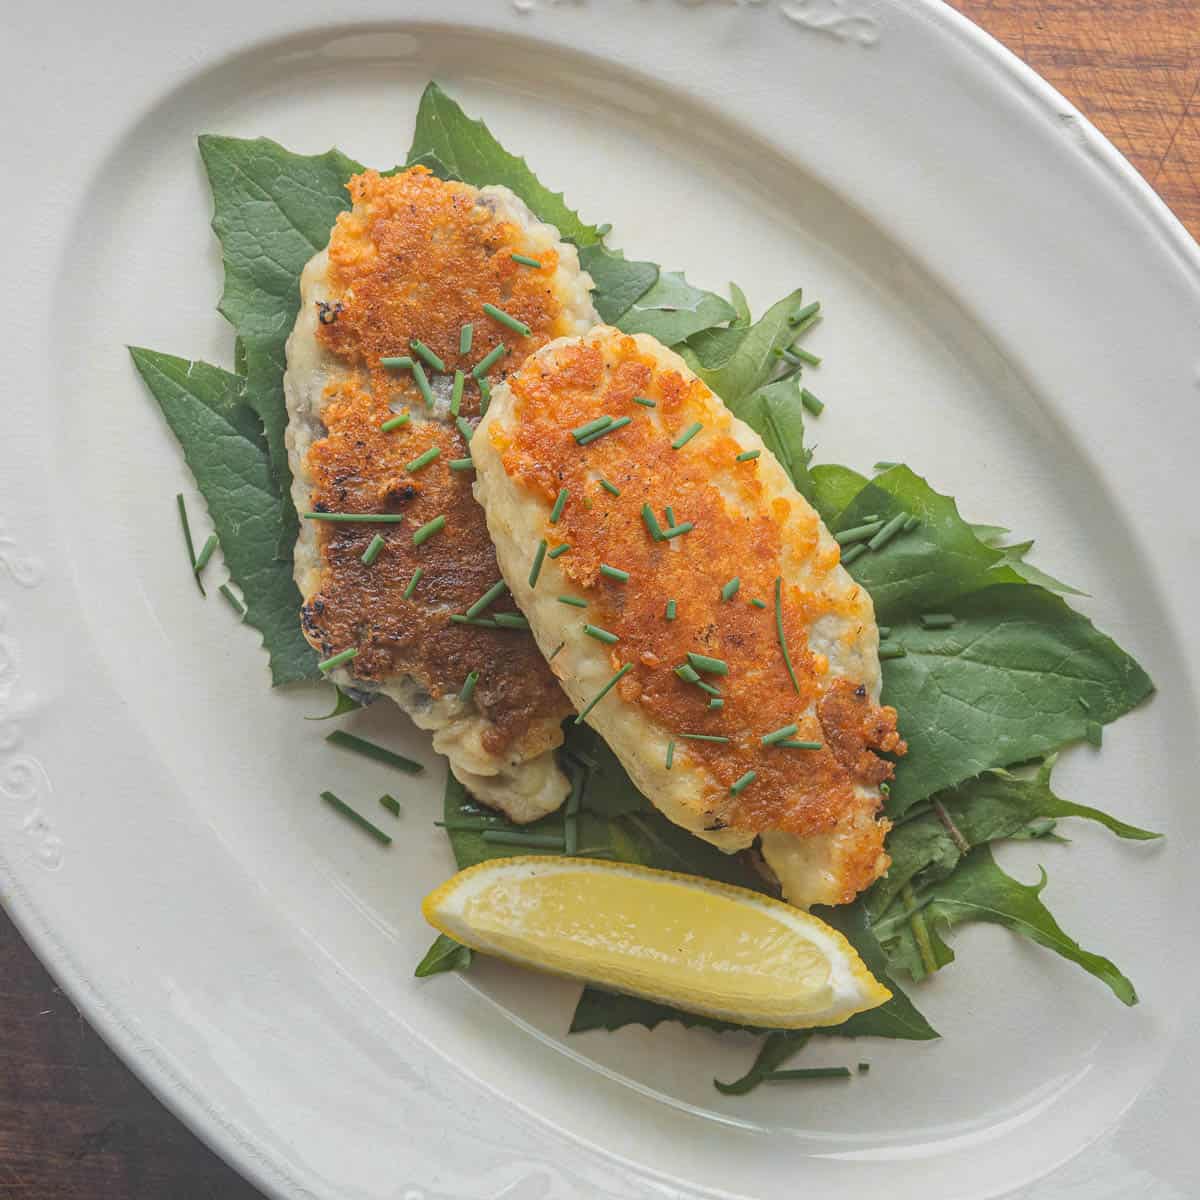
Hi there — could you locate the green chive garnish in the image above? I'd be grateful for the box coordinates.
[709,698,725,710]
[321,791,392,845]
[318,647,358,673]
[696,680,721,697]
[599,563,629,582]
[750,598,766,609]
[466,579,508,619]
[411,360,435,408]
[686,652,728,676]
[837,521,885,545]
[449,615,500,628]
[599,478,621,496]
[381,413,411,433]
[412,515,446,545]
[403,568,423,599]
[788,300,821,327]
[483,303,532,338]
[529,539,548,587]
[450,370,465,416]
[664,506,676,528]
[303,512,405,524]
[665,599,677,620]
[633,395,656,407]
[176,493,204,596]
[219,583,246,619]
[410,339,445,373]
[548,543,570,559]
[494,612,530,629]
[661,522,693,540]
[455,416,474,444]
[549,642,565,659]
[761,723,799,746]
[544,490,568,527]
[878,642,907,660]
[858,1062,870,1075]
[326,729,424,774]
[558,595,587,608]
[579,416,631,445]
[406,446,441,473]
[642,504,665,541]
[800,388,824,416]
[190,537,217,583]
[903,514,921,531]
[672,422,703,450]
[920,613,956,629]
[459,670,479,703]
[841,544,868,565]
[730,770,756,795]
[380,355,414,370]
[459,323,474,354]
[1086,720,1103,746]
[763,1067,852,1082]
[779,739,823,750]
[449,456,475,471]
[472,343,507,378]
[574,663,633,724]
[572,415,613,442]
[721,577,740,602]
[868,513,909,551]
[665,740,676,769]
[379,794,401,817]
[679,733,730,744]
[874,461,899,472]
[584,623,619,645]
[675,664,702,684]
[735,449,761,462]
[478,377,491,414]
[481,830,564,849]
[1078,696,1091,712]
[878,625,892,637]
[510,252,542,268]
[775,576,801,693]
[792,347,822,367]
[361,534,386,566]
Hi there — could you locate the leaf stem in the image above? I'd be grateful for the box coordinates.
[932,798,971,854]
[902,882,939,977]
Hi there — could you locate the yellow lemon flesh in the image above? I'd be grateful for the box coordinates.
[421,857,891,1029]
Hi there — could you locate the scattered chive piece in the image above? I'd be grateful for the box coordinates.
[548,543,570,559]
[409,339,445,373]
[303,512,405,524]
[436,818,506,831]
[664,506,676,528]
[176,493,204,596]
[874,461,899,472]
[449,614,500,628]
[878,626,892,638]
[903,514,921,531]
[455,416,475,444]
[318,647,358,673]
[194,533,218,575]
[579,416,632,446]
[549,642,565,659]
[412,515,446,546]
[380,355,414,370]
[1078,696,1091,712]
[219,583,246,619]
[379,794,401,817]
[599,563,630,582]
[730,770,756,795]
[403,568,423,599]
[494,612,530,630]
[321,791,392,846]
[792,347,822,367]
[687,652,728,676]
[1086,720,1103,747]
[510,252,542,268]
[405,446,441,473]
[450,370,465,416]
[776,347,805,366]
[800,388,824,416]
[878,642,907,660]
[529,539,548,587]
[709,698,725,710]
[642,504,666,541]
[764,1067,852,1082]
[550,488,569,523]
[411,360,435,408]
[735,449,761,462]
[459,670,479,704]
[750,598,767,610]
[558,595,588,608]
[837,521,885,546]
[584,623,619,645]
[671,421,703,450]
[697,680,721,697]
[572,415,613,442]
[868,512,909,551]
[381,413,411,433]
[679,733,730,744]
[449,456,475,471]
[633,395,656,407]
[920,612,957,629]
[482,302,532,338]
[761,723,799,746]
[721,577,741,602]
[675,664,702,684]
[858,1062,870,1075]
[779,739,823,750]
[466,579,509,619]
[665,740,676,769]
[574,663,633,724]
[472,343,507,378]
[459,323,474,354]
[599,478,621,496]
[361,534,386,566]
[775,576,801,693]
[326,729,424,774]
[478,377,491,416]
[481,830,565,849]
[788,300,821,327]
[841,544,868,565]
[595,222,613,237]
[661,522,694,540]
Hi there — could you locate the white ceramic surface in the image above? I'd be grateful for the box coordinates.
[2,2,1198,1198]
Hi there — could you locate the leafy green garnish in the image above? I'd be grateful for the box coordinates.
[808,464,869,524]
[615,270,736,345]
[130,348,318,684]
[727,377,813,499]
[578,244,659,324]
[415,933,473,977]
[304,685,363,721]
[714,1033,813,1095]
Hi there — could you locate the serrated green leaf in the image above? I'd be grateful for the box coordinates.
[130,348,319,685]
[615,270,736,345]
[808,464,870,524]
[402,150,458,180]
[728,282,751,329]
[577,244,659,325]
[414,933,473,977]
[304,685,364,721]
[992,539,1087,596]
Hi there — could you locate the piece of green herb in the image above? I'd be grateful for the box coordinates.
[720,577,740,601]
[599,563,629,582]
[321,791,392,845]
[550,488,569,523]
[472,343,507,378]
[671,421,702,450]
[318,647,358,673]
[459,670,479,704]
[326,729,423,774]
[574,663,633,723]
[482,303,531,338]
[412,515,446,545]
[381,413,411,433]
[414,933,473,977]
[466,579,508,619]
[361,534,386,566]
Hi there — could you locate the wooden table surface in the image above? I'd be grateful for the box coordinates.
[3,4,1197,1197]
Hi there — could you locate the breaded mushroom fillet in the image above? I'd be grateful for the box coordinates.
[285,167,597,821]
[472,326,905,904]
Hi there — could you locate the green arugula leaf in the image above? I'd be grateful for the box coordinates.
[615,270,736,346]
[728,282,751,329]
[991,539,1086,596]
[714,1032,813,1095]
[304,685,364,721]
[578,244,659,325]
[402,150,458,180]
[727,377,814,500]
[808,464,869,524]
[414,933,473,977]
[406,82,601,246]
[130,348,319,685]
[569,989,749,1035]
[561,725,647,818]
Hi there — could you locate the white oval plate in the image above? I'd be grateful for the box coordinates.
[2,2,1198,1197]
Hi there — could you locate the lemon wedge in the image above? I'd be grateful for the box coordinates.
[422,856,890,1029]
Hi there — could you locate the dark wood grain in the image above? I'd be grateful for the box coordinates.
[2,5,1197,1197]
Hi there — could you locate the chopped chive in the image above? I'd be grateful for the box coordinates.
[750,598,766,610]
[459,323,474,354]
[472,343,507,378]
[466,579,509,619]
[642,504,665,541]
[709,698,725,710]
[775,576,801,693]
[633,395,656,408]
[450,370,465,416]
[411,360,435,408]
[405,446,441,473]
[696,680,722,698]
[764,1067,852,1082]
[176,493,205,596]
[318,647,358,673]
[326,729,424,774]
[449,456,475,471]
[665,599,677,620]
[598,478,621,496]
[550,488,569,523]
[858,1062,870,1075]
[874,461,899,472]
[721,577,741,602]
[412,514,446,545]
[672,421,703,450]
[729,770,756,795]
[599,563,629,582]
[361,534,386,566]
[529,539,548,587]
[792,347,822,367]
[379,794,401,817]
[403,567,423,599]
[436,818,507,832]
[303,511,405,524]
[665,740,676,769]
[761,723,799,746]
[1085,720,1103,747]
[775,347,805,367]
[878,642,907,660]
[675,664,702,684]
[574,663,633,724]
[686,652,728,676]
[903,514,921,531]
[219,583,246,619]
[549,642,565,659]
[679,733,730,744]
[482,302,532,338]
[493,612,530,630]
[661,522,694,540]
[449,614,500,628]
[1077,696,1091,712]
[920,613,957,629]
[478,376,492,415]
[380,355,414,370]
[321,791,392,846]
[664,506,676,528]
[800,388,824,416]
[868,512,909,551]
[578,416,631,445]
[381,413,411,433]
[455,416,475,445]
[548,543,570,559]
[779,739,823,750]
[193,533,218,576]
[572,415,612,442]
[510,252,542,268]
[558,595,588,608]
[837,521,885,545]
[878,625,892,637]
[735,449,761,462]
[410,339,445,373]
[584,623,619,645]
[788,300,821,327]
[841,544,868,565]
[459,670,479,704]
[481,830,565,849]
